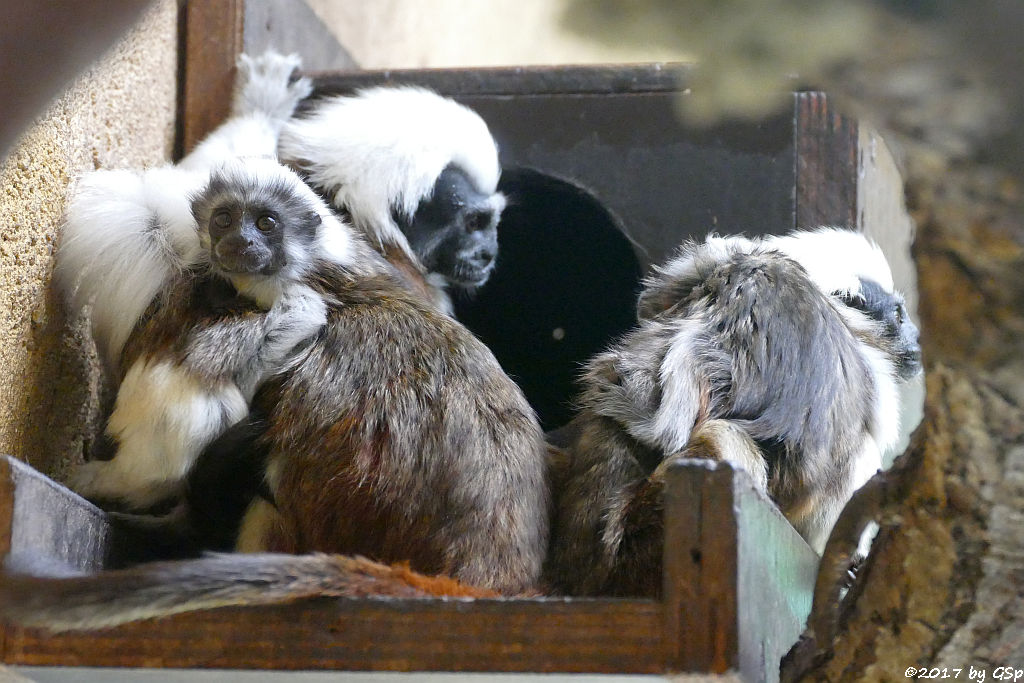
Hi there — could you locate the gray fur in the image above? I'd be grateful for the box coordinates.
[0,553,450,632]
[546,232,921,595]
[69,160,333,509]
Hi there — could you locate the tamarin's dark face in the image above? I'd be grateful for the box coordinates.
[206,203,286,275]
[192,166,323,278]
[839,278,923,380]
[204,202,284,274]
[397,164,505,290]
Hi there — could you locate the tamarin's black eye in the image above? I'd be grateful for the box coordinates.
[257,215,277,232]
[213,211,232,229]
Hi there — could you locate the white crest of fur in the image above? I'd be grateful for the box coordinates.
[766,227,894,297]
[278,86,501,253]
[56,166,208,367]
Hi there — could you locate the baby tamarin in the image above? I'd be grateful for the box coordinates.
[546,229,921,596]
[58,52,316,509]
[69,157,348,509]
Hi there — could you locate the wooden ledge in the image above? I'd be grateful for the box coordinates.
[0,455,816,679]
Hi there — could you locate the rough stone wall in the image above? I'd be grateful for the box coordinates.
[0,0,178,480]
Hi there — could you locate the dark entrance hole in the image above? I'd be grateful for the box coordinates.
[453,168,644,431]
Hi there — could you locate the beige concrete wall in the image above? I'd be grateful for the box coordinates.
[0,0,178,479]
[306,0,689,68]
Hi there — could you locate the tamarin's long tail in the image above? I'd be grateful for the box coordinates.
[0,552,495,632]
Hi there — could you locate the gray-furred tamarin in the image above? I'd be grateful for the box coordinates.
[545,228,922,596]
[278,86,507,315]
[0,155,549,629]
[57,52,318,509]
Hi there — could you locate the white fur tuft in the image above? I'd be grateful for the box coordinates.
[766,227,894,297]
[68,358,248,508]
[278,86,501,254]
[56,166,207,368]
[178,52,312,172]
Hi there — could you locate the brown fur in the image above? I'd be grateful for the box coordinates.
[231,258,550,594]
[379,241,438,307]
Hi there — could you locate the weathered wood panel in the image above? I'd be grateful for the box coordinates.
[661,459,818,683]
[179,0,245,156]
[0,455,111,573]
[794,91,859,230]
[4,598,663,673]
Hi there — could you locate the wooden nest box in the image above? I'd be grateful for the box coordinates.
[1,64,908,682]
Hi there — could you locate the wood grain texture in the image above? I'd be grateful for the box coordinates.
[0,455,114,665]
[662,459,740,675]
[311,63,692,98]
[3,598,663,673]
[662,459,818,683]
[734,467,819,683]
[179,0,244,156]
[794,91,859,230]
[0,455,111,573]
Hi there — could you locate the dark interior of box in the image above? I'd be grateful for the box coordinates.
[453,167,644,430]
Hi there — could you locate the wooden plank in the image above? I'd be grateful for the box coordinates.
[661,460,817,682]
[0,458,14,562]
[178,0,245,156]
[794,91,859,230]
[734,470,819,683]
[3,598,663,673]
[0,455,114,665]
[0,459,816,676]
[662,459,740,674]
[0,456,111,573]
[311,63,693,99]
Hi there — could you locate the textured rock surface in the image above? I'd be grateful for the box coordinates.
[0,0,177,480]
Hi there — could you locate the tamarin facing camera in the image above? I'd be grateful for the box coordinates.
[58,52,317,509]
